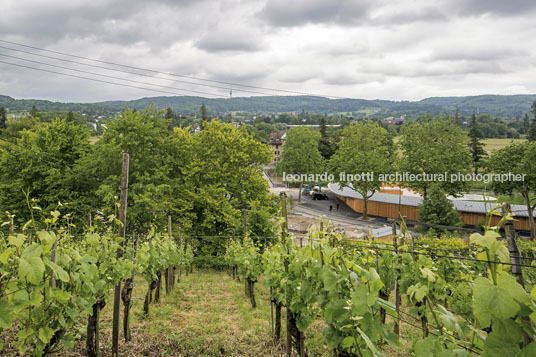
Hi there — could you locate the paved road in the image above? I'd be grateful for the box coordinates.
[269,186,389,234]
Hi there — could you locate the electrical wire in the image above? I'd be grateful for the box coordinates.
[0,60,223,98]
[0,38,350,99]
[0,45,289,97]
[0,52,232,98]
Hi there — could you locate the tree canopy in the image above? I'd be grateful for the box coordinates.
[0,118,93,227]
[486,141,536,239]
[278,126,323,176]
[329,121,393,219]
[398,119,471,198]
[418,184,463,234]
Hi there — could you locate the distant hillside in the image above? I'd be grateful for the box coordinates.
[419,95,536,118]
[1,94,535,119]
[0,95,115,114]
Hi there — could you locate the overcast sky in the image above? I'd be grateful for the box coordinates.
[1,0,535,102]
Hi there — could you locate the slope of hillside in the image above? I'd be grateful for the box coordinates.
[1,94,535,118]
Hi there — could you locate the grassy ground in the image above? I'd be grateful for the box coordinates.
[1,268,427,356]
[59,270,289,356]
[482,138,526,153]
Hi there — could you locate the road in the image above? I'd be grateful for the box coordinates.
[269,186,389,237]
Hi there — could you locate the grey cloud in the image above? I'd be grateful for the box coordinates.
[373,7,447,24]
[196,30,265,53]
[453,0,536,16]
[429,47,529,62]
[258,0,371,27]
[0,0,209,47]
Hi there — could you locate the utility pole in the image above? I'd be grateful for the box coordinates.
[112,153,129,356]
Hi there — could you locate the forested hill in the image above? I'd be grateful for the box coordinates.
[1,94,535,118]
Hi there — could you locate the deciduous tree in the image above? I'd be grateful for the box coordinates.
[0,107,6,131]
[528,100,536,141]
[398,119,471,198]
[329,121,393,219]
[278,127,323,201]
[418,185,462,233]
[487,141,536,239]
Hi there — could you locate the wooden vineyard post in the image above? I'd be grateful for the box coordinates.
[503,203,524,287]
[166,215,173,294]
[87,213,92,230]
[504,203,532,344]
[178,228,183,282]
[122,234,137,342]
[49,237,58,287]
[9,215,14,234]
[112,153,129,357]
[280,192,292,356]
[392,221,400,337]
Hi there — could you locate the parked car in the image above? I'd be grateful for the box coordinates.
[312,192,328,200]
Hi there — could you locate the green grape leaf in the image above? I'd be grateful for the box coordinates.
[352,285,369,316]
[341,336,355,349]
[321,269,338,291]
[36,231,56,253]
[483,332,521,356]
[0,248,13,264]
[0,300,13,328]
[324,299,348,324]
[473,277,519,328]
[46,261,70,283]
[8,234,26,248]
[497,274,530,305]
[518,342,536,357]
[38,326,54,344]
[407,283,427,302]
[19,255,45,285]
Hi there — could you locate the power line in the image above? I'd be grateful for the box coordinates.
[0,38,349,100]
[0,52,230,98]
[0,45,280,97]
[0,60,223,98]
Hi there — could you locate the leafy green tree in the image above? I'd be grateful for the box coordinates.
[329,121,393,219]
[468,112,487,174]
[200,103,208,129]
[528,100,536,141]
[66,111,75,123]
[318,117,335,160]
[247,125,269,143]
[86,106,192,233]
[0,106,6,131]
[0,115,40,141]
[523,113,530,134]
[191,121,273,234]
[30,105,39,118]
[455,107,462,126]
[487,141,536,239]
[278,127,323,201]
[418,185,462,234]
[0,119,92,228]
[398,119,471,198]
[165,107,174,120]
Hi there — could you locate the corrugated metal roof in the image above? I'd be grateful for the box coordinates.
[329,183,422,206]
[328,183,535,218]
